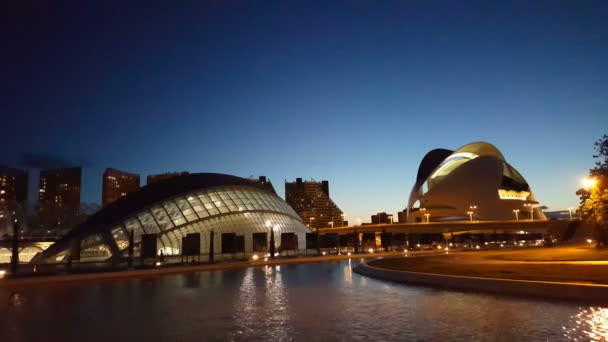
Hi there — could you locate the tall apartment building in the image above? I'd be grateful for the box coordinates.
[285,178,344,229]
[0,167,28,204]
[0,167,28,234]
[102,168,140,207]
[39,167,81,230]
[147,171,189,185]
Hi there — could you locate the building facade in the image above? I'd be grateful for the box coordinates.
[285,178,344,229]
[406,142,546,222]
[102,168,140,207]
[0,167,28,235]
[33,173,310,263]
[38,167,82,230]
[371,212,393,224]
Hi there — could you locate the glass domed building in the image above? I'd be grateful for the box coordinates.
[33,173,310,263]
[407,142,546,222]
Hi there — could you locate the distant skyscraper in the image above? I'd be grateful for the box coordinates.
[285,178,344,229]
[102,168,140,207]
[39,167,81,230]
[0,167,28,235]
[146,171,189,185]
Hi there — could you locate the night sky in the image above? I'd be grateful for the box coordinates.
[3,1,608,222]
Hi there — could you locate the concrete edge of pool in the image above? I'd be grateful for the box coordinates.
[353,260,608,304]
[0,251,448,288]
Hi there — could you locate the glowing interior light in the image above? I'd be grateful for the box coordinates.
[155,261,161,266]
[251,254,259,260]
[368,248,374,253]
[347,252,352,256]
[498,189,530,201]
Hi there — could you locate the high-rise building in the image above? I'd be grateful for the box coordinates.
[147,171,189,185]
[39,167,81,230]
[0,167,28,235]
[102,168,140,207]
[0,167,28,204]
[371,212,393,224]
[285,178,344,229]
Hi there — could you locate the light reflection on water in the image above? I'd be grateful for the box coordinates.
[564,307,608,341]
[0,259,604,341]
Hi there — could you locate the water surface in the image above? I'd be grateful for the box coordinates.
[0,260,605,341]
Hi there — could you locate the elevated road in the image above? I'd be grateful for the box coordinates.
[317,219,569,236]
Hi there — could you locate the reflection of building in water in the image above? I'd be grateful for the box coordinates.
[343,259,353,284]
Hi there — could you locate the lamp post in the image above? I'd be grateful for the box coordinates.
[3,200,24,277]
[340,213,345,227]
[469,205,477,222]
[424,213,430,223]
[524,203,536,221]
[467,211,474,222]
[389,214,393,224]
[420,208,426,223]
[329,221,334,229]
[308,217,320,255]
[581,177,597,189]
[567,207,574,220]
[513,209,520,221]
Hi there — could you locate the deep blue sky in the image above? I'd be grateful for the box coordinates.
[3,1,607,222]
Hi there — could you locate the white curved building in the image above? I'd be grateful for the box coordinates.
[33,173,310,263]
[407,142,546,222]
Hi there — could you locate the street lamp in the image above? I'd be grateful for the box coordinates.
[567,207,574,220]
[581,177,597,189]
[467,211,474,222]
[329,221,334,228]
[420,207,426,222]
[513,209,520,221]
[424,213,430,223]
[389,214,393,224]
[524,203,537,220]
[309,216,315,229]
[468,205,477,222]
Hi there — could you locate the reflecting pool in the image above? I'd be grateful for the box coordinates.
[0,260,604,341]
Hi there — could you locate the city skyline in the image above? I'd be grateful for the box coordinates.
[4,1,607,222]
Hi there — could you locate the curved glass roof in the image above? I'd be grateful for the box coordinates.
[34,174,309,263]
